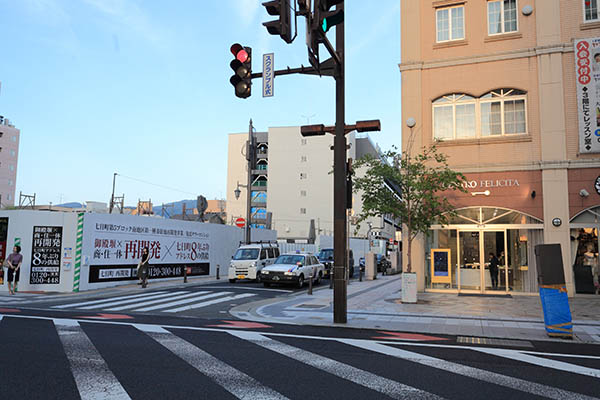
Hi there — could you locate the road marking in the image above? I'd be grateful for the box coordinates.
[373,331,448,341]
[206,320,272,329]
[231,331,442,400]
[134,292,233,312]
[78,291,188,310]
[52,291,168,309]
[476,348,600,378]
[199,285,291,293]
[54,319,131,400]
[164,293,256,313]
[135,324,289,400]
[340,339,597,400]
[106,291,209,311]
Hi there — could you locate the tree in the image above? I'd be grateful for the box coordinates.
[353,145,466,273]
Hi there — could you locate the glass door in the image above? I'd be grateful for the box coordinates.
[458,229,508,293]
[458,231,481,291]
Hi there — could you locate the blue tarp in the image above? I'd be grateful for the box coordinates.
[539,285,573,338]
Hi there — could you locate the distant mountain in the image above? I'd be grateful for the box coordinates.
[152,199,197,217]
[56,202,84,208]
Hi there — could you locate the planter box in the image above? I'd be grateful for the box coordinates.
[402,272,417,303]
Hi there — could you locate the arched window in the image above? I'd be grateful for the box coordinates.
[433,89,527,141]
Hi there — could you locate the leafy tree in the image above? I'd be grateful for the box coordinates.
[353,145,466,273]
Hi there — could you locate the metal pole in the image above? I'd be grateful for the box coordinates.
[333,3,347,324]
[109,172,117,214]
[308,273,313,295]
[245,119,253,244]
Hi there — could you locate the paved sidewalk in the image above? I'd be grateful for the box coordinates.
[231,274,600,343]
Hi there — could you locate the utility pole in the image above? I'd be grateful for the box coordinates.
[109,172,117,214]
[245,119,254,244]
[332,2,347,323]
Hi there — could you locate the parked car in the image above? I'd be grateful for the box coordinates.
[261,253,324,288]
[359,254,390,273]
[228,243,279,283]
[316,248,354,278]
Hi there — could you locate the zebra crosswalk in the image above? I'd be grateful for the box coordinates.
[48,289,258,314]
[0,314,598,400]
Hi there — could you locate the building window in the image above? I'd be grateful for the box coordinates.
[300,208,306,214]
[8,180,12,186]
[436,5,465,42]
[300,155,307,162]
[9,165,14,172]
[433,89,527,141]
[301,138,307,145]
[488,0,517,34]
[585,0,599,21]
[300,190,307,197]
[300,173,307,180]
[11,136,16,142]
[7,194,11,201]
[10,150,15,157]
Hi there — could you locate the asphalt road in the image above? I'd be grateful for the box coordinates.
[0,307,599,400]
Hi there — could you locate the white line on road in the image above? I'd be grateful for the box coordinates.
[107,291,209,311]
[54,319,131,400]
[199,285,292,293]
[230,331,443,400]
[340,339,597,400]
[134,292,233,312]
[164,293,256,313]
[135,324,289,400]
[476,348,600,378]
[52,291,168,309]
[78,291,189,310]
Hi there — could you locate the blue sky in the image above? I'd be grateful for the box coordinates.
[0,0,400,206]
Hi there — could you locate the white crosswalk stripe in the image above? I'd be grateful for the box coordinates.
[106,291,210,311]
[52,291,168,309]
[230,331,443,400]
[54,319,131,400]
[135,324,289,400]
[78,291,189,310]
[163,293,256,313]
[133,291,233,312]
[341,339,598,400]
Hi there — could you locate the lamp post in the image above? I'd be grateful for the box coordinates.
[234,180,251,244]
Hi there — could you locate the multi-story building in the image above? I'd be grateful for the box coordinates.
[401,0,600,296]
[226,126,399,242]
[0,116,19,206]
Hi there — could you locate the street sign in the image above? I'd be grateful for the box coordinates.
[235,217,246,228]
[263,53,274,97]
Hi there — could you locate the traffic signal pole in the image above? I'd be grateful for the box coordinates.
[332,2,347,324]
[245,119,254,244]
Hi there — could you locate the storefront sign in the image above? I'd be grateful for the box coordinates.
[575,37,600,154]
[431,249,452,284]
[82,214,211,283]
[30,226,62,285]
[462,179,520,190]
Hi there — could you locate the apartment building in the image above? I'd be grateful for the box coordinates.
[401,0,600,295]
[226,126,398,242]
[0,116,19,206]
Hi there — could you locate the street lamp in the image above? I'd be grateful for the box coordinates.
[234,180,251,244]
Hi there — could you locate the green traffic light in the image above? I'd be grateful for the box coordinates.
[322,19,328,32]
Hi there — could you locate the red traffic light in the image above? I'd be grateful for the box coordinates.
[230,43,249,63]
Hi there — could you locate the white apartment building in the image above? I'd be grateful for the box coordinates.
[0,116,19,206]
[226,125,398,242]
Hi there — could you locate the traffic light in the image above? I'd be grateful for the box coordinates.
[315,0,344,33]
[229,43,252,99]
[262,0,293,44]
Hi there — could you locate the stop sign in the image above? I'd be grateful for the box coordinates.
[235,217,246,228]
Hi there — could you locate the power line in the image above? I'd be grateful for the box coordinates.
[116,173,197,197]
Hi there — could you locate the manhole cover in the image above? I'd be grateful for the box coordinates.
[296,304,327,309]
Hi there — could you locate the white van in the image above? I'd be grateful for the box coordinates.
[228,243,280,283]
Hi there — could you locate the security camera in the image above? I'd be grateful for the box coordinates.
[580,189,590,197]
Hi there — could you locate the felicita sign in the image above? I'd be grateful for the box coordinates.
[235,218,246,228]
[462,178,520,190]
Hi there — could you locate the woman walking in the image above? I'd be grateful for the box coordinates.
[6,246,23,295]
[137,247,150,288]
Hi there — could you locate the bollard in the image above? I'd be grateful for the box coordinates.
[359,266,363,282]
[216,264,220,280]
[183,265,188,283]
[329,268,333,289]
[308,274,313,295]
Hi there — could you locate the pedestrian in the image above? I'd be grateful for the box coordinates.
[6,245,23,295]
[137,247,150,288]
[488,252,499,290]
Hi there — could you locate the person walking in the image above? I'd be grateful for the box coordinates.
[488,252,499,290]
[137,247,150,288]
[6,245,23,295]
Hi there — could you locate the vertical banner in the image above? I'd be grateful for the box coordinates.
[30,226,62,285]
[575,37,600,154]
[263,53,274,98]
[73,213,84,292]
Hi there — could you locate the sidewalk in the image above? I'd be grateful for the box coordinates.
[231,274,600,343]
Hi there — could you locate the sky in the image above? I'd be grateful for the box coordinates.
[0,0,401,207]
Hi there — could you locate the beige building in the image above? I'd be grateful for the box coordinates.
[401,0,600,296]
[0,117,19,206]
[226,126,398,242]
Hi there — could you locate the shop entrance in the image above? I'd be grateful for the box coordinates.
[458,229,508,293]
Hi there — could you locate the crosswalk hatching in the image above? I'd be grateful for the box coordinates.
[0,315,599,400]
[49,290,257,313]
